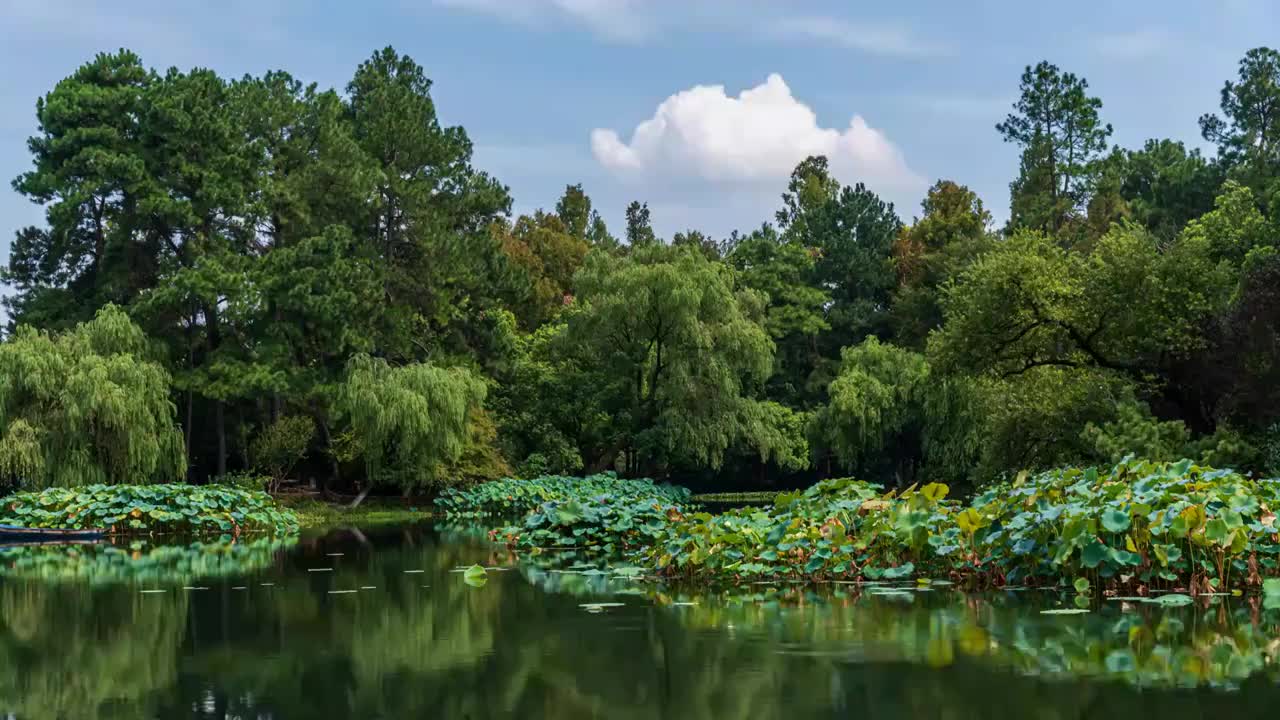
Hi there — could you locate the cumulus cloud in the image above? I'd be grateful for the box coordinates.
[590,74,922,192]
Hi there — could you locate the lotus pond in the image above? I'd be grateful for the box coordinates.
[3,519,1280,719]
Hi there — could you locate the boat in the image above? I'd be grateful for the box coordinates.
[0,525,106,543]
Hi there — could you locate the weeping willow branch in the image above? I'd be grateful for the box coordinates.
[334,354,486,494]
[0,305,187,488]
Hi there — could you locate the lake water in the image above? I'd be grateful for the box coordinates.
[1,521,1279,719]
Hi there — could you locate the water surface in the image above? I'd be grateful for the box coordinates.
[1,522,1278,719]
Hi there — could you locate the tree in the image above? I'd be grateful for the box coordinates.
[5,50,154,329]
[1204,249,1280,433]
[890,180,994,348]
[1200,47,1280,186]
[1177,181,1276,265]
[555,184,592,239]
[624,200,657,247]
[333,354,486,497]
[817,337,931,486]
[346,46,513,360]
[672,229,721,260]
[489,309,599,474]
[1088,139,1225,241]
[997,61,1112,234]
[776,156,902,369]
[494,211,588,329]
[930,225,1228,382]
[0,305,185,488]
[726,223,830,406]
[567,245,774,474]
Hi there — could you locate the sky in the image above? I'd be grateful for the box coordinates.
[2,0,1277,317]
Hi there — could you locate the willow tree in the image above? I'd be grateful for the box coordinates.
[0,305,186,488]
[333,354,486,500]
[568,244,775,475]
[816,337,930,487]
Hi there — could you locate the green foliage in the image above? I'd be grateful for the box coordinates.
[11,45,1280,498]
[933,225,1228,379]
[1090,139,1225,241]
[998,61,1112,234]
[1200,47,1280,184]
[0,305,185,489]
[725,223,831,406]
[1084,401,1194,464]
[890,180,994,348]
[642,477,941,582]
[439,407,514,486]
[1084,401,1264,472]
[0,484,298,535]
[216,471,271,492]
[972,458,1280,591]
[1178,181,1275,265]
[250,415,315,490]
[776,156,902,356]
[434,473,691,518]
[334,354,486,491]
[818,337,930,482]
[568,244,775,472]
[494,493,681,556]
[474,458,1280,596]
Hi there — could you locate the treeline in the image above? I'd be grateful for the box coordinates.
[2,47,1280,495]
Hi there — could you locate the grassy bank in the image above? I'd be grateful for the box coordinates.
[276,495,433,529]
[690,491,783,504]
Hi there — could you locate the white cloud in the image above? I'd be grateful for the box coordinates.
[433,0,651,42]
[773,16,947,58]
[590,73,922,193]
[1093,28,1173,60]
[433,1,941,56]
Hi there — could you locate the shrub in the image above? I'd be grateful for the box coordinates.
[491,495,679,555]
[215,471,271,492]
[434,473,691,517]
[0,484,299,536]
[250,416,315,491]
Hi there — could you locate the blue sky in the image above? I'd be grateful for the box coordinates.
[2,0,1277,314]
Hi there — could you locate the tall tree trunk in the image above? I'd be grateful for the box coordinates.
[205,300,227,479]
[183,321,195,480]
[215,400,227,478]
[185,389,194,481]
[348,485,372,509]
[315,416,341,497]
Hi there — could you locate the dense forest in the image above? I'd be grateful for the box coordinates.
[2,46,1280,497]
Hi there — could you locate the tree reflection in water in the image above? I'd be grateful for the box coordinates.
[0,524,1278,719]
